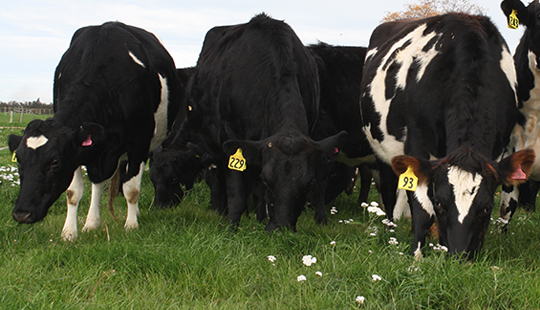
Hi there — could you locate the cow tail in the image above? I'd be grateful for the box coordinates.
[107,164,122,223]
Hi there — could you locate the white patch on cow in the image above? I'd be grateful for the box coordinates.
[123,162,145,230]
[500,45,518,104]
[26,135,48,150]
[129,50,146,68]
[150,74,169,151]
[447,166,482,223]
[82,182,104,231]
[414,241,423,261]
[393,189,411,220]
[365,47,378,62]
[364,24,440,164]
[62,167,85,241]
[414,183,435,217]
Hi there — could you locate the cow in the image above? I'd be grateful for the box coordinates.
[186,14,346,232]
[149,67,199,208]
[360,13,535,260]
[7,21,182,241]
[499,0,540,228]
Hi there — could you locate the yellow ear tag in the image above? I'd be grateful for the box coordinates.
[398,166,418,192]
[508,9,519,29]
[228,148,247,171]
[11,151,17,163]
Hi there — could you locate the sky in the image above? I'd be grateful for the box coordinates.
[0,0,525,104]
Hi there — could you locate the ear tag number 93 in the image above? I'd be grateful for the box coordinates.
[398,166,418,192]
[228,148,247,171]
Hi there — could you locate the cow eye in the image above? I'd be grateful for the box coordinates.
[49,159,60,171]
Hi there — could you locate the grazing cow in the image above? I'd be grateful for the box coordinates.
[307,42,375,204]
[360,13,535,260]
[8,22,181,241]
[149,67,200,208]
[499,0,540,227]
[186,14,346,231]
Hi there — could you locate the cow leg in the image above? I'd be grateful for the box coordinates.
[408,183,435,260]
[312,179,328,225]
[62,166,85,241]
[499,185,518,230]
[357,164,372,204]
[225,169,249,229]
[519,180,538,212]
[82,182,104,231]
[122,162,145,230]
[377,161,398,221]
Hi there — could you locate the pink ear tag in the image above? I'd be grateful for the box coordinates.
[82,135,93,147]
[511,164,526,180]
[333,147,339,154]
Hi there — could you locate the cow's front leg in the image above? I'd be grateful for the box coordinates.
[82,182,104,231]
[225,169,248,229]
[408,184,435,260]
[498,185,518,230]
[123,162,145,230]
[62,167,85,241]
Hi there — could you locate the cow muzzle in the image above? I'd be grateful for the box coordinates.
[12,210,34,223]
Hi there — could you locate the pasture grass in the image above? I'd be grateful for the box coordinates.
[0,117,540,309]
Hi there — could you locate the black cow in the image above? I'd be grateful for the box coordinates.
[8,22,181,241]
[360,13,535,260]
[149,67,199,208]
[186,14,346,231]
[499,0,540,227]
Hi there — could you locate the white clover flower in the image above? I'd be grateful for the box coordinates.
[367,206,386,216]
[369,233,377,236]
[388,237,399,245]
[302,255,317,266]
[371,274,382,282]
[297,275,307,282]
[368,250,373,254]
[315,271,323,277]
[330,206,338,214]
[433,244,448,252]
[330,241,336,245]
[398,252,404,255]
[370,201,379,207]
[382,219,397,227]
[356,296,365,304]
[267,255,277,262]
[361,202,369,207]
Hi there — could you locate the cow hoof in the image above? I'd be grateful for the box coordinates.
[124,222,139,231]
[61,230,77,242]
[82,219,100,232]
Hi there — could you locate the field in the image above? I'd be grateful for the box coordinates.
[1,115,540,309]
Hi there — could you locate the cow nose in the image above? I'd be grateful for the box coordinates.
[13,211,32,223]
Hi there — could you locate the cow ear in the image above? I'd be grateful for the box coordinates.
[501,0,530,26]
[75,122,104,147]
[8,134,23,153]
[496,149,535,186]
[316,131,348,158]
[391,155,432,185]
[223,139,262,164]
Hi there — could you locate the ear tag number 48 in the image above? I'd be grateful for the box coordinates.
[398,166,418,192]
[228,148,247,171]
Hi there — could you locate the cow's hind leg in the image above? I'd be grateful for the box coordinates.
[123,162,145,230]
[82,182,104,231]
[62,167,85,241]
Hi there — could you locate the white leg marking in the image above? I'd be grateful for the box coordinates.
[123,162,145,230]
[447,166,482,223]
[62,167,84,241]
[128,50,146,68]
[149,73,169,151]
[393,189,411,220]
[82,182,104,231]
[26,135,48,150]
[414,241,423,261]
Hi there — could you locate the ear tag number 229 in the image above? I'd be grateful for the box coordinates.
[228,148,247,171]
[398,166,418,192]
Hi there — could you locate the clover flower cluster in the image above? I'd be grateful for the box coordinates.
[0,165,20,186]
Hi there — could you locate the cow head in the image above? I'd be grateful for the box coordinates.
[502,0,540,63]
[8,118,104,223]
[149,146,203,208]
[223,131,347,231]
[392,149,535,260]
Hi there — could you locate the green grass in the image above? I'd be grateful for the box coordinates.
[1,117,540,309]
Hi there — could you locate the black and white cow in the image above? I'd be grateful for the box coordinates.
[8,22,181,241]
[499,0,540,227]
[360,13,535,260]
[186,14,346,231]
